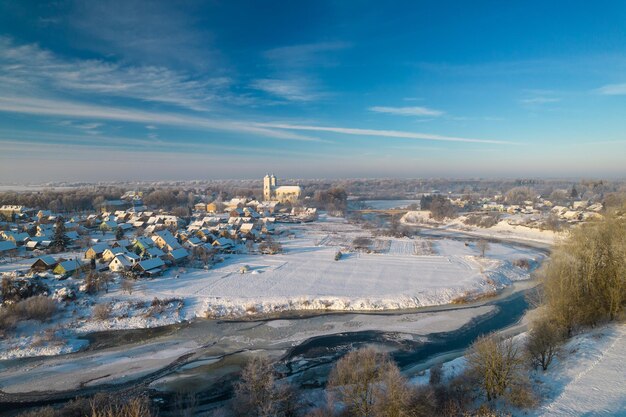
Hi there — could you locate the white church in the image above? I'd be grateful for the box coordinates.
[263,174,302,203]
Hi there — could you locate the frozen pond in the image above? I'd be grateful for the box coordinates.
[359,199,421,210]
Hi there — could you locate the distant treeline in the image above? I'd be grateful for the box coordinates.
[1,179,624,214]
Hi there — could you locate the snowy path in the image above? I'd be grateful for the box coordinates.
[534,324,626,417]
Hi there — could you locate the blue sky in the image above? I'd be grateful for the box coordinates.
[0,0,625,183]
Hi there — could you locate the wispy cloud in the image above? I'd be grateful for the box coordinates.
[369,106,444,117]
[595,83,626,95]
[0,37,230,112]
[69,0,215,69]
[0,96,323,142]
[264,41,351,68]
[520,97,561,104]
[255,123,512,145]
[251,78,325,102]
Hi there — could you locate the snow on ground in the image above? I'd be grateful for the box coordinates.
[0,215,542,360]
[528,323,626,417]
[411,323,626,417]
[402,211,562,245]
[135,216,539,317]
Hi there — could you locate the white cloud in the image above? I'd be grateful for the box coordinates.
[0,96,322,142]
[255,122,512,145]
[520,97,560,104]
[369,106,444,117]
[264,41,351,68]
[596,83,626,95]
[0,37,230,112]
[251,78,325,102]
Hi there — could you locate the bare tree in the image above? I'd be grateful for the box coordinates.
[476,239,490,257]
[466,333,523,401]
[327,347,408,417]
[233,356,296,417]
[526,316,563,371]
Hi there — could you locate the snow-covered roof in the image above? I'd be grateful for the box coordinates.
[169,247,189,260]
[136,257,165,271]
[0,240,18,252]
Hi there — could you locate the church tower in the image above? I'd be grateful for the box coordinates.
[263,174,272,201]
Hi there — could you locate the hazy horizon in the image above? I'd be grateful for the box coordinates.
[1,1,626,182]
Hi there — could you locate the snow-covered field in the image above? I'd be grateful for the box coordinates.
[138,215,540,317]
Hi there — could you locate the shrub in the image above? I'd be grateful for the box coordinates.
[1,277,49,304]
[334,251,342,261]
[327,347,410,417]
[83,271,113,294]
[1,296,57,333]
[92,303,111,321]
[466,333,523,401]
[541,214,626,334]
[512,258,531,269]
[526,316,563,371]
[15,295,57,321]
[232,356,297,417]
[429,362,443,386]
[464,213,500,228]
[506,379,538,409]
[121,278,134,295]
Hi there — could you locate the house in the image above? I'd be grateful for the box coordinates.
[37,210,53,221]
[206,202,218,213]
[1,231,30,245]
[102,248,125,262]
[53,259,88,278]
[85,243,109,259]
[31,255,58,272]
[183,236,203,249]
[227,197,247,210]
[194,202,207,212]
[111,239,132,250]
[229,208,245,218]
[239,223,256,235]
[0,205,26,216]
[109,254,133,272]
[151,230,182,252]
[25,240,40,251]
[133,257,165,276]
[212,237,234,251]
[243,207,261,219]
[132,236,155,253]
[117,223,134,233]
[0,240,18,254]
[36,224,54,237]
[144,246,166,259]
[167,248,189,265]
[99,220,118,232]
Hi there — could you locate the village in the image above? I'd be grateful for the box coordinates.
[0,177,613,361]
[0,175,317,279]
